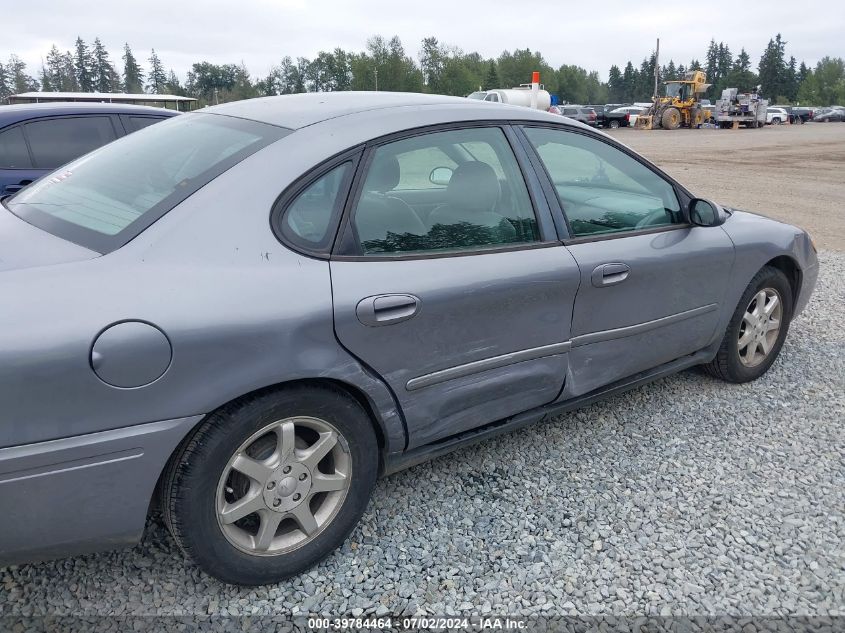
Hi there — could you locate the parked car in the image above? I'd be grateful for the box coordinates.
[606,105,646,128]
[558,105,598,126]
[588,103,627,128]
[766,107,790,124]
[792,107,814,123]
[812,107,845,122]
[0,92,817,585]
[0,103,177,196]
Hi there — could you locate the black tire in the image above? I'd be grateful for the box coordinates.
[704,266,793,383]
[661,107,682,130]
[608,119,620,129]
[772,117,782,125]
[163,385,379,585]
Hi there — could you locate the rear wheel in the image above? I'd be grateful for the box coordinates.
[704,266,793,383]
[163,385,378,585]
[772,117,782,125]
[608,119,620,129]
[661,107,682,130]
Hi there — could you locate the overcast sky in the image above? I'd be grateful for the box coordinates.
[5,0,843,83]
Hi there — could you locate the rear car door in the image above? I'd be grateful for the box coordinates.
[520,125,734,397]
[0,125,42,196]
[326,125,580,449]
[23,115,118,172]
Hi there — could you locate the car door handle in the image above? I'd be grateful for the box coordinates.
[356,294,420,326]
[4,184,24,194]
[591,262,630,287]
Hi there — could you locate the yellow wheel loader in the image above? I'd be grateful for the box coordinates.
[635,70,712,130]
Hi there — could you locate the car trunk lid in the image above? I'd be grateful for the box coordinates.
[0,201,99,272]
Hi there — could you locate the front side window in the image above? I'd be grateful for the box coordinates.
[0,126,32,169]
[25,116,117,169]
[350,127,539,256]
[522,127,682,238]
[7,113,287,252]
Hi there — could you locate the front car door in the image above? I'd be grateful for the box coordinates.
[519,125,735,397]
[327,125,581,449]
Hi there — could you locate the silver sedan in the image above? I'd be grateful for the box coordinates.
[0,93,818,585]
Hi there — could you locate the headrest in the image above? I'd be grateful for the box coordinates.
[367,154,401,192]
[447,162,500,212]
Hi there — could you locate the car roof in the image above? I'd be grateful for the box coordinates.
[0,102,179,128]
[202,91,576,130]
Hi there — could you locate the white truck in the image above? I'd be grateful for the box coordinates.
[714,88,768,128]
[467,72,552,111]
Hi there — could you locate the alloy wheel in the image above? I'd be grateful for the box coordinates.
[737,287,783,368]
[215,416,351,556]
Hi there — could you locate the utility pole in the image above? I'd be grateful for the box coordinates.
[653,38,660,100]
[374,68,378,91]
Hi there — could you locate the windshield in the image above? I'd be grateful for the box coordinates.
[664,83,682,98]
[6,113,288,253]
[467,91,487,100]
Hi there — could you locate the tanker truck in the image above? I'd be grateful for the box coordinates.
[467,72,552,111]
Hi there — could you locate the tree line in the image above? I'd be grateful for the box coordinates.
[2,33,844,107]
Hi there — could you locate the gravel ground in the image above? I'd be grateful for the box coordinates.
[609,124,845,251]
[1,253,842,618]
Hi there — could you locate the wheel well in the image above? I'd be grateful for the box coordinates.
[149,378,388,517]
[765,255,801,307]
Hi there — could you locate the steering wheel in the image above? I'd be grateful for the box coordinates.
[634,208,670,229]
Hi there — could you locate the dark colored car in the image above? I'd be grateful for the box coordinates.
[588,104,628,128]
[812,107,845,122]
[0,103,178,196]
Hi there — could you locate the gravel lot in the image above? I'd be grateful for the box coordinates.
[2,252,843,617]
[609,123,845,251]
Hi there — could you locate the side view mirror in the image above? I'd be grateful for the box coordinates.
[688,198,726,227]
[429,166,454,186]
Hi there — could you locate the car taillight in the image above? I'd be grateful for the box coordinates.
[625,113,630,122]
[590,113,596,120]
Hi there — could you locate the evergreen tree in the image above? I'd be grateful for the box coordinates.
[62,51,79,91]
[758,34,787,99]
[165,69,184,95]
[0,62,11,102]
[725,48,758,92]
[74,37,95,91]
[46,45,66,91]
[705,39,719,86]
[122,44,144,93]
[39,64,52,92]
[92,38,116,92]
[7,54,39,93]
[607,65,624,102]
[621,61,637,102]
[483,61,499,90]
[147,49,167,93]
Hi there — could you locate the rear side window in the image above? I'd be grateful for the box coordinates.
[350,126,539,256]
[123,116,166,133]
[7,113,287,253]
[0,126,32,169]
[280,162,351,251]
[25,116,117,169]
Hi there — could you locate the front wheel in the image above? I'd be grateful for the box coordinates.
[163,385,378,585]
[704,266,793,383]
